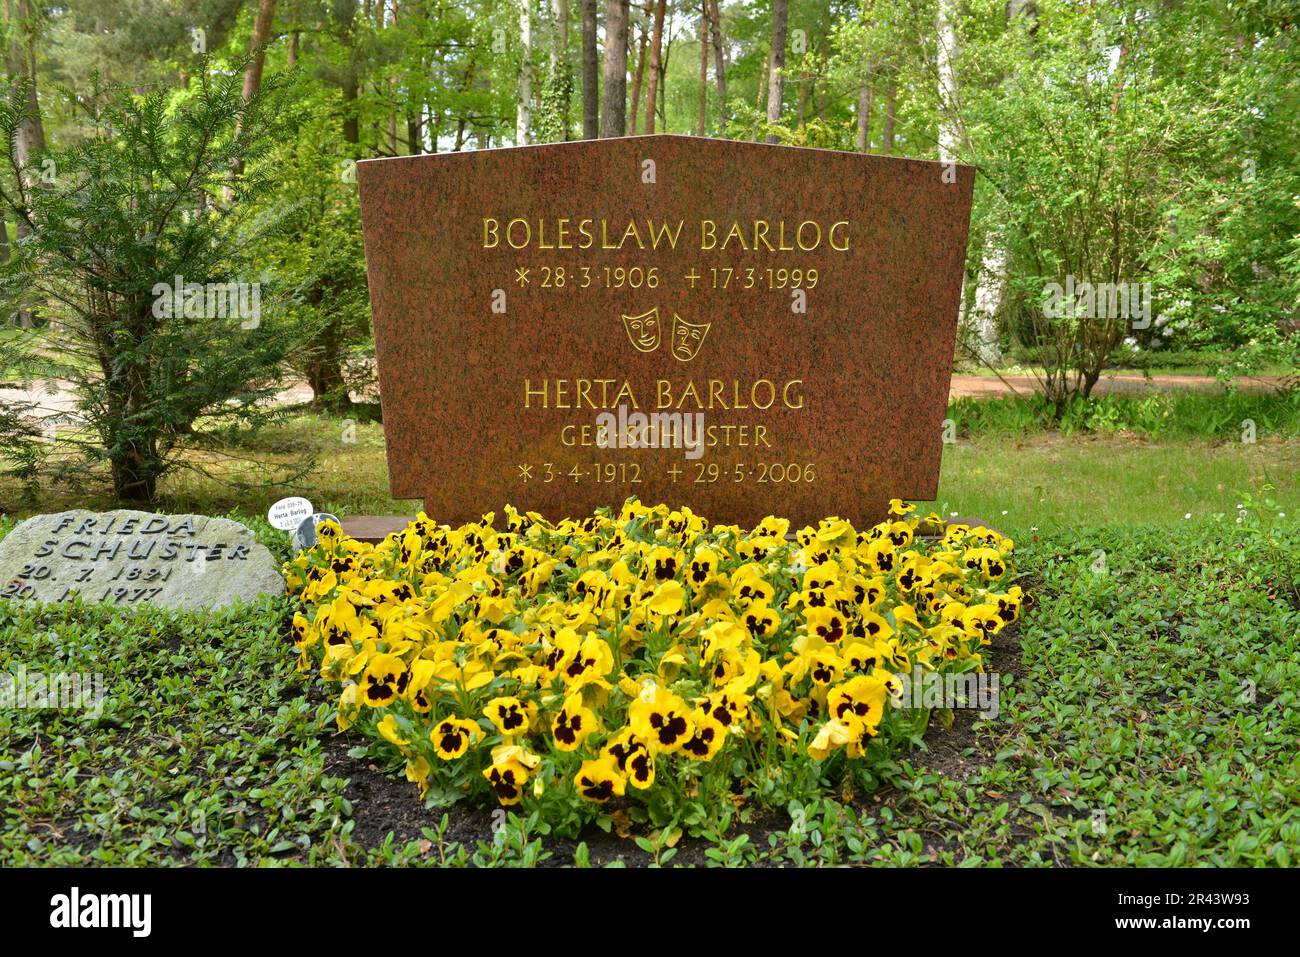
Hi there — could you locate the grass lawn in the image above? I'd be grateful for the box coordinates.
[6,415,1295,539]
[937,434,1296,534]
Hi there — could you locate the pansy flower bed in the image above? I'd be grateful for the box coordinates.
[285,499,1021,831]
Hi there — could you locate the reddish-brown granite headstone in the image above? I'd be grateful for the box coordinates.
[357,135,973,528]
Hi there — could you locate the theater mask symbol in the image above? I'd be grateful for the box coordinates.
[620,307,662,353]
[670,312,711,362]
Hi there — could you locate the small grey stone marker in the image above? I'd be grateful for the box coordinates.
[0,509,285,611]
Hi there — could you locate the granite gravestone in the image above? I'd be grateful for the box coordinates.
[0,510,284,610]
[357,135,974,527]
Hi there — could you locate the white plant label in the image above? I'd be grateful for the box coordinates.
[267,497,315,532]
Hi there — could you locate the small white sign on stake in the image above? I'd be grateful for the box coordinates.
[267,496,314,532]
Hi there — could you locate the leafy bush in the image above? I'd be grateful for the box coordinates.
[261,107,372,414]
[285,499,1021,834]
[959,3,1299,403]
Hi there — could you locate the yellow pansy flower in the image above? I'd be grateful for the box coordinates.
[484,696,536,736]
[645,579,685,616]
[360,653,405,708]
[804,606,849,645]
[377,714,410,747]
[285,497,1019,821]
[575,755,626,803]
[808,718,854,760]
[551,695,596,751]
[483,753,531,805]
[682,709,728,761]
[628,684,694,754]
[336,683,360,731]
[430,717,480,760]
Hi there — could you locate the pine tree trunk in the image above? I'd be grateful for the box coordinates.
[387,90,398,154]
[230,0,277,190]
[395,1,422,154]
[7,0,44,327]
[581,0,600,137]
[9,0,47,163]
[110,387,159,501]
[342,76,360,149]
[305,321,352,415]
[18,0,44,154]
[764,0,788,142]
[241,0,278,110]
[707,0,726,127]
[644,0,666,134]
[855,83,872,151]
[881,81,896,153]
[107,309,159,503]
[657,31,671,129]
[600,0,629,136]
[629,15,648,134]
[697,2,708,135]
[517,0,533,144]
[112,453,158,504]
[300,2,362,413]
[0,208,12,328]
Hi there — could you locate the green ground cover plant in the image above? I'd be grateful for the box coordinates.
[2,507,1294,866]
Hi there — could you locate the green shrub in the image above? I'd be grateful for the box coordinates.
[0,66,306,503]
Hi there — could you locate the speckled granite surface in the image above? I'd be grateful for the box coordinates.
[357,135,973,527]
